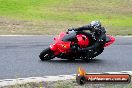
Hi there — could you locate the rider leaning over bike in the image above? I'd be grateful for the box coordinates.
[68,21,106,52]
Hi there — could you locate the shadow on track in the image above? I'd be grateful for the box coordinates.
[39,58,104,64]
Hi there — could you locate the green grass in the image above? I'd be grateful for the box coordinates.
[0,0,132,35]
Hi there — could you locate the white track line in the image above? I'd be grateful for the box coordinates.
[0,35,54,36]
[0,71,132,87]
[0,35,132,37]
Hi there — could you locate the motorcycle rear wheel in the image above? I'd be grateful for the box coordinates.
[83,48,104,61]
[39,48,55,61]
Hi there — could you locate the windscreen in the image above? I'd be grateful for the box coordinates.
[62,32,76,42]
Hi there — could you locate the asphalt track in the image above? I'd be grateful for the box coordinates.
[0,35,132,79]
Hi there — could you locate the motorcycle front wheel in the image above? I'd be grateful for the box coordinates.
[39,48,55,61]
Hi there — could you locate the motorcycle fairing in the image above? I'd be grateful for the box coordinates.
[50,32,115,56]
[50,32,71,55]
[50,41,71,55]
[54,32,66,43]
[76,34,90,48]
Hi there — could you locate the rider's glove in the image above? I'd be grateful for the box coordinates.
[68,28,76,34]
[68,28,75,31]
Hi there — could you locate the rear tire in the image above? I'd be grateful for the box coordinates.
[39,48,55,61]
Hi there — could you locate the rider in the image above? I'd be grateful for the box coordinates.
[68,21,106,52]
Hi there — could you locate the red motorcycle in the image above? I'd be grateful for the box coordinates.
[39,30,115,61]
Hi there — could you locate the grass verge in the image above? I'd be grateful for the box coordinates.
[0,0,131,35]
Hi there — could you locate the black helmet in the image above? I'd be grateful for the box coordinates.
[90,21,101,30]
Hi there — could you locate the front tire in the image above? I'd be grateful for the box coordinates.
[39,48,55,61]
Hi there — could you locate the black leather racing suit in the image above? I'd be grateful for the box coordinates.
[71,25,106,52]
